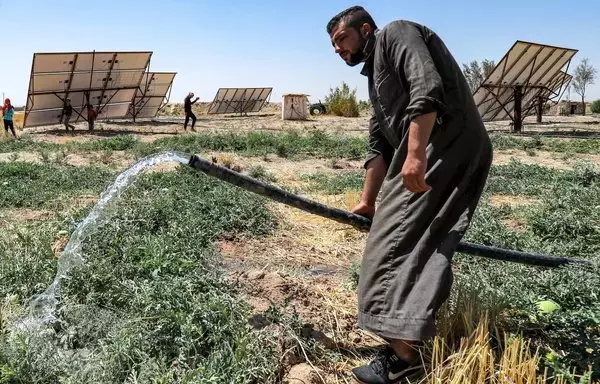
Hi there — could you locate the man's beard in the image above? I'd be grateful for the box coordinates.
[346,33,375,67]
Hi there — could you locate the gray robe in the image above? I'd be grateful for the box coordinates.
[357,20,493,341]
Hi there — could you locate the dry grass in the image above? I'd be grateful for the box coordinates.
[489,194,539,209]
[422,315,539,384]
[219,202,367,270]
[418,315,597,384]
[12,112,24,129]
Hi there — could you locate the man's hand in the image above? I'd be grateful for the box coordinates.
[401,149,430,193]
[353,155,387,221]
[402,112,437,193]
[351,201,376,220]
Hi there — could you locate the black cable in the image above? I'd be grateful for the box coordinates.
[187,154,595,269]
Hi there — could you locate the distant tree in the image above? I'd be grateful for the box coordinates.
[358,99,371,112]
[572,58,597,115]
[324,82,360,117]
[462,59,496,94]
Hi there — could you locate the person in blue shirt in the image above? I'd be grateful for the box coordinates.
[2,98,16,137]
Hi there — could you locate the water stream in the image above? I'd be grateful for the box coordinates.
[14,150,191,332]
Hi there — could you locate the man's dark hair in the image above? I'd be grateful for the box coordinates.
[326,6,377,35]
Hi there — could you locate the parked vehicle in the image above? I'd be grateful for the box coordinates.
[309,100,327,115]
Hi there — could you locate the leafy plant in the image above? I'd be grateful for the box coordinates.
[0,167,280,383]
[324,82,360,117]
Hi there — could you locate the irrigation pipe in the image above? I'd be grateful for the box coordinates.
[187,154,594,268]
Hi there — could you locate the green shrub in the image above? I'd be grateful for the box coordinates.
[324,82,360,117]
[358,100,371,112]
[591,100,600,114]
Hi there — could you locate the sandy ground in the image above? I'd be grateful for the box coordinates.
[5,113,600,382]
[14,109,600,148]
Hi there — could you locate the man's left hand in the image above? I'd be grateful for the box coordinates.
[401,150,431,193]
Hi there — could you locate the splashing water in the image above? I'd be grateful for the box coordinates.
[14,151,191,332]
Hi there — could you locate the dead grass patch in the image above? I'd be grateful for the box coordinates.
[494,150,571,170]
[0,208,53,223]
[503,219,527,233]
[218,201,366,270]
[489,194,539,208]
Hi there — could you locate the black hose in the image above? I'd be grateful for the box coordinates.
[187,154,594,268]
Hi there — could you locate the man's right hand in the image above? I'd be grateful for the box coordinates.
[351,201,376,220]
[352,155,387,221]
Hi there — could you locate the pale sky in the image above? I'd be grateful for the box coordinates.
[1,0,599,106]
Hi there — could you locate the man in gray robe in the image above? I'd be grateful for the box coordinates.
[326,6,493,383]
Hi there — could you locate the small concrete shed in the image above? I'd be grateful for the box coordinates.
[282,94,309,120]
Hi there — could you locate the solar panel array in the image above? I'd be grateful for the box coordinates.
[207,88,272,115]
[128,72,176,119]
[24,51,176,128]
[473,41,577,130]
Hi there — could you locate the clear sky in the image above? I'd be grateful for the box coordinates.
[1,0,599,106]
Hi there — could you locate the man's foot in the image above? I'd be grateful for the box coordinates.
[352,347,423,384]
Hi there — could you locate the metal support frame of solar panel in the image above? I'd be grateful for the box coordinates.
[128,72,177,120]
[207,88,272,115]
[531,71,573,122]
[24,51,152,128]
[473,41,578,132]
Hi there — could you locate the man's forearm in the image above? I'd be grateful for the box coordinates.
[361,155,388,206]
[407,112,437,156]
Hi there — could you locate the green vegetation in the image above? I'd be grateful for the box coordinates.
[317,159,600,378]
[324,81,360,117]
[248,165,277,182]
[301,171,364,194]
[0,134,140,154]
[490,134,600,155]
[0,131,368,162]
[6,131,600,164]
[2,127,600,381]
[0,162,114,210]
[137,130,367,160]
[591,100,600,114]
[0,167,281,383]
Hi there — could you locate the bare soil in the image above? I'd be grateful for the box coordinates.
[489,194,539,208]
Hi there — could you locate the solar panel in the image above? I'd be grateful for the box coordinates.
[128,72,176,120]
[24,51,152,128]
[207,87,272,115]
[32,52,151,73]
[473,41,577,131]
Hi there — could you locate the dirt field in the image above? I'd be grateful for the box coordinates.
[2,112,600,382]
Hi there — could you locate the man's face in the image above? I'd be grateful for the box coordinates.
[330,22,371,65]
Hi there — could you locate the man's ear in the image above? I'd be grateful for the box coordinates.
[361,23,372,38]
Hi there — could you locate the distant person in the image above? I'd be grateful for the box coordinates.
[184,92,199,131]
[62,98,75,131]
[87,104,98,131]
[2,98,16,137]
[326,6,492,383]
